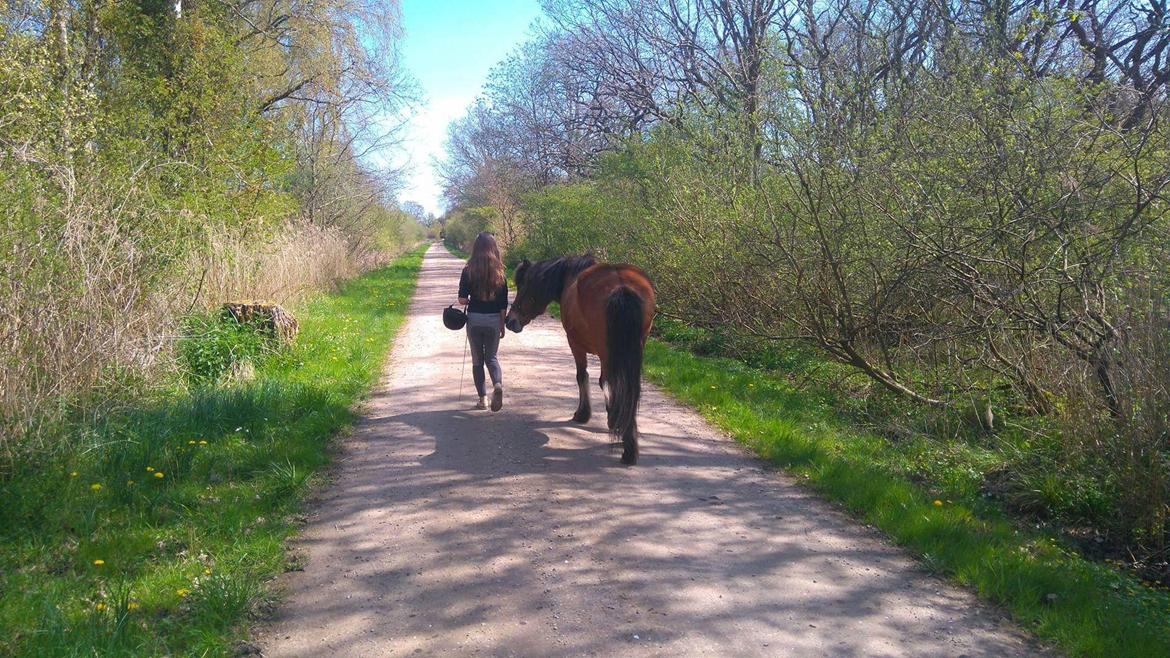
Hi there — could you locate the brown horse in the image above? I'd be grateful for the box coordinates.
[505,255,656,465]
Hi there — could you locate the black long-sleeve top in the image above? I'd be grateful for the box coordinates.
[458,267,509,314]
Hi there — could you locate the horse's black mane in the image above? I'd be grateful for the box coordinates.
[519,254,596,302]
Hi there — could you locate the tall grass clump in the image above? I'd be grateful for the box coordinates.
[176,312,272,386]
[198,223,372,306]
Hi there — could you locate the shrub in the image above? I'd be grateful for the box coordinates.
[176,313,271,386]
[442,207,493,253]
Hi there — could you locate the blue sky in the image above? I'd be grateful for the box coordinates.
[395,0,544,215]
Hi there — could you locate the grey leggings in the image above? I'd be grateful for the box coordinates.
[466,312,502,397]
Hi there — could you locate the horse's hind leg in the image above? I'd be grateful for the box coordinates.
[571,344,591,424]
[599,368,612,427]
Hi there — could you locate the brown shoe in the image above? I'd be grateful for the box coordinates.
[490,385,503,412]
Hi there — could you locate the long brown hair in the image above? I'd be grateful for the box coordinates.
[465,232,505,300]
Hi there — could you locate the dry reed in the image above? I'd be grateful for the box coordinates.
[1,211,408,463]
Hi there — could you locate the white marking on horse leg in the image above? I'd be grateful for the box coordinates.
[573,363,591,422]
[578,375,590,410]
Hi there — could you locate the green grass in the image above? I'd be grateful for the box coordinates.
[0,244,427,657]
[642,338,1170,656]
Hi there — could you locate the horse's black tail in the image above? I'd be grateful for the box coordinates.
[605,286,644,465]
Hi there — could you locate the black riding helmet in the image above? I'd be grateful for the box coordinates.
[442,304,467,330]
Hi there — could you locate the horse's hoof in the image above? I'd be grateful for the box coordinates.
[572,410,591,423]
[620,451,638,465]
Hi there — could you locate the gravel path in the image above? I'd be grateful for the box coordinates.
[261,243,1045,657]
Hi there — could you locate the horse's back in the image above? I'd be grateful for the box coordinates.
[571,263,655,324]
[562,263,655,358]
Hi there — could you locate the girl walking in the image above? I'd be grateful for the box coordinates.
[459,232,508,411]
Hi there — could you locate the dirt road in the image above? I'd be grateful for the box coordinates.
[262,243,1044,656]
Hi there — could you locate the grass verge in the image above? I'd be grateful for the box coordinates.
[642,338,1170,657]
[0,244,427,657]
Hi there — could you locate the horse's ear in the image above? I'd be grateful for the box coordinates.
[514,260,530,286]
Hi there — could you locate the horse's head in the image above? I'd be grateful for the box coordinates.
[505,259,542,333]
[506,255,598,333]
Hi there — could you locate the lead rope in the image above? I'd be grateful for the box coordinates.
[458,332,468,403]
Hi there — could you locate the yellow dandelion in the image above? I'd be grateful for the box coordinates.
[188,440,196,445]
[70,471,79,477]
[198,440,207,446]
[127,480,135,486]
[176,588,190,598]
[127,602,140,611]
[203,568,212,576]
[93,559,105,566]
[933,500,943,507]
[146,466,155,472]
[154,472,165,479]
[95,602,107,611]
[90,483,102,492]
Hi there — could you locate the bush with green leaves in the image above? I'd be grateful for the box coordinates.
[441,207,494,253]
[176,313,272,386]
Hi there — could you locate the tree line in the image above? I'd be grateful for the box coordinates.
[440,1,1169,561]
